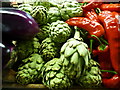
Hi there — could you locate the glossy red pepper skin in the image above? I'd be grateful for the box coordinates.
[98,11,120,75]
[66,17,105,37]
[84,9,100,22]
[97,45,113,70]
[92,49,99,57]
[100,4,120,12]
[112,12,120,28]
[82,0,102,10]
[102,74,120,88]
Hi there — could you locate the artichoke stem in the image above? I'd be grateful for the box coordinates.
[74,26,81,40]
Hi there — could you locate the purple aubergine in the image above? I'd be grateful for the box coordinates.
[0,8,40,40]
[1,42,15,68]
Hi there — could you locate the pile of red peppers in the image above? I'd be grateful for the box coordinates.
[66,0,120,88]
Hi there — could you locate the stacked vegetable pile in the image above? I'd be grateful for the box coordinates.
[2,0,120,89]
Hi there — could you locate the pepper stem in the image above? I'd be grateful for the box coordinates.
[91,35,106,48]
[90,39,94,53]
[91,35,102,45]
[101,70,118,74]
[100,37,108,45]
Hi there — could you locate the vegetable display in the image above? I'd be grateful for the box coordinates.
[2,0,120,89]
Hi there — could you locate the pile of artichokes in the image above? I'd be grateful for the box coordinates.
[8,0,102,89]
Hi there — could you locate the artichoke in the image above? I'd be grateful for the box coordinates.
[30,5,48,25]
[42,58,72,89]
[14,37,41,60]
[60,0,83,20]
[60,27,91,79]
[36,23,51,40]
[40,38,60,61]
[77,59,102,88]
[18,4,33,14]
[34,0,64,8]
[47,7,62,23]
[49,20,72,43]
[16,53,45,85]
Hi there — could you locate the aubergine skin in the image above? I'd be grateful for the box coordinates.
[1,42,15,68]
[0,8,40,40]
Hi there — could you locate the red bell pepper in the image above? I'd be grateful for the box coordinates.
[82,0,102,10]
[66,17,105,38]
[97,45,112,69]
[98,11,120,75]
[90,35,113,79]
[84,9,100,22]
[100,4,120,12]
[102,74,120,88]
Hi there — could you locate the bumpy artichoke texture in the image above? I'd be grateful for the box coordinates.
[49,20,72,43]
[34,0,75,8]
[60,37,91,79]
[34,0,60,8]
[18,4,33,14]
[60,0,83,20]
[30,5,48,25]
[47,7,62,23]
[36,23,51,40]
[16,54,45,85]
[14,37,41,60]
[40,38,59,61]
[77,59,102,88]
[42,58,72,89]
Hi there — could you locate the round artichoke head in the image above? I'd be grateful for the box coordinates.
[36,23,51,40]
[30,5,48,25]
[47,7,62,23]
[78,59,102,88]
[42,58,72,89]
[40,38,60,61]
[16,53,45,85]
[60,0,83,20]
[14,37,41,60]
[50,20,72,43]
[18,4,33,14]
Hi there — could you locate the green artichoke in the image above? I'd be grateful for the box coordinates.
[49,20,72,43]
[36,23,51,40]
[18,4,33,14]
[34,0,64,8]
[40,38,59,61]
[16,54,45,85]
[30,5,48,25]
[60,0,83,20]
[77,59,102,88]
[47,7,62,23]
[42,58,72,89]
[60,28,91,79]
[14,37,41,60]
